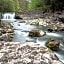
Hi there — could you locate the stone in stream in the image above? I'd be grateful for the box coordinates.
[48,28,54,32]
[18,24,20,26]
[29,29,45,37]
[46,38,60,51]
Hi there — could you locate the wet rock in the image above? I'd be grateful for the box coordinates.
[18,24,20,26]
[15,16,23,19]
[30,22,39,25]
[19,21,25,23]
[0,31,2,36]
[48,28,54,32]
[46,38,60,51]
[1,29,7,34]
[29,30,45,37]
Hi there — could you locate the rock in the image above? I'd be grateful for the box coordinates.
[52,60,63,64]
[0,42,63,64]
[15,16,22,19]
[19,21,25,23]
[0,31,2,36]
[0,22,14,41]
[46,38,60,51]
[48,28,54,32]
[29,30,45,37]
[59,28,64,31]
[1,29,6,34]
[7,29,14,33]
[0,36,4,41]
[59,17,64,23]
[14,20,17,22]
[18,24,20,26]
[30,22,39,25]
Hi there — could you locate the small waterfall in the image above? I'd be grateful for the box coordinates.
[1,13,15,20]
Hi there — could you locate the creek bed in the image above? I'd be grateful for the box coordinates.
[1,19,64,63]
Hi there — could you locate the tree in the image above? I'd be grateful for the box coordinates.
[13,0,20,12]
[28,0,64,12]
[50,0,64,12]
[18,0,28,11]
[0,0,20,12]
[28,0,50,12]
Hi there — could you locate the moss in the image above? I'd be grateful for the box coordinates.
[45,38,51,47]
[48,48,53,53]
[45,38,59,51]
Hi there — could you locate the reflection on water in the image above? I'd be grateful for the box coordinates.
[2,20,64,63]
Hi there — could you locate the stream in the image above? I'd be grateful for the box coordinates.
[2,19,64,63]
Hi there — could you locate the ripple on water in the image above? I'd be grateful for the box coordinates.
[46,32,63,37]
[55,50,64,63]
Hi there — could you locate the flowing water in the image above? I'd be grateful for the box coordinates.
[1,18,64,63]
[1,13,15,20]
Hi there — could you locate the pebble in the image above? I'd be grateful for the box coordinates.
[0,42,63,64]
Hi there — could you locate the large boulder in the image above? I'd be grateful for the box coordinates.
[29,30,45,37]
[46,38,60,51]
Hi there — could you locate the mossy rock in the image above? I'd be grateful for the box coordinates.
[46,38,60,51]
[29,30,45,37]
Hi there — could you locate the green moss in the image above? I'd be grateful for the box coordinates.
[48,48,53,53]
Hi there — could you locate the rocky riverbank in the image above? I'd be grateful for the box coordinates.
[17,11,64,32]
[0,41,63,64]
[0,21,14,41]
